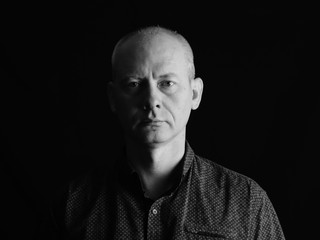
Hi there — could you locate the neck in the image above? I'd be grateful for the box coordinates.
[125,136,186,200]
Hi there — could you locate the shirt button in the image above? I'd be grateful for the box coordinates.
[152,209,158,215]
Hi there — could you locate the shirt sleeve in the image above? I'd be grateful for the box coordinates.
[248,185,286,240]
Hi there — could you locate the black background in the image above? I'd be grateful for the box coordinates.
[1,1,316,239]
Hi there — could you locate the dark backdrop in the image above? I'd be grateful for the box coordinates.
[1,1,316,239]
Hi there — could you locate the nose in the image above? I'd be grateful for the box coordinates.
[142,82,161,111]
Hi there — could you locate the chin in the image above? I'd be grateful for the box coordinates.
[128,127,184,147]
[132,131,170,146]
[141,131,184,148]
[142,136,168,146]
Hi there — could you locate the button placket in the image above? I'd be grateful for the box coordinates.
[147,201,162,240]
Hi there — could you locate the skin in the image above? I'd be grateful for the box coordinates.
[108,32,203,199]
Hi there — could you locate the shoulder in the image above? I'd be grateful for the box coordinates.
[51,165,111,214]
[67,165,112,200]
[192,154,265,198]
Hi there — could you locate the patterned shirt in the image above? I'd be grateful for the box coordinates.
[50,142,285,239]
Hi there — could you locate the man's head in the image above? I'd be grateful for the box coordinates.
[112,26,195,82]
[108,26,203,147]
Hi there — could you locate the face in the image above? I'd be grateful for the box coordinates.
[109,33,203,147]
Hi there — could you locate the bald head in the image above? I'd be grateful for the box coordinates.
[111,26,195,81]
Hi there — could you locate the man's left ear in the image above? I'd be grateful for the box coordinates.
[191,77,204,110]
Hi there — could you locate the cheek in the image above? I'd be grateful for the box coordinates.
[115,92,135,109]
[114,96,138,119]
[167,92,193,122]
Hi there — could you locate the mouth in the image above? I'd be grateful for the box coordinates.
[140,119,165,127]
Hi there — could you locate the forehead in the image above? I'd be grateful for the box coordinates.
[113,33,188,75]
[120,31,183,53]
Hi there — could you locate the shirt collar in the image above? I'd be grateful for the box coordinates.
[182,140,195,177]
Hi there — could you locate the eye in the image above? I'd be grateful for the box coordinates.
[119,78,142,94]
[127,81,140,88]
[159,80,175,88]
[121,78,141,89]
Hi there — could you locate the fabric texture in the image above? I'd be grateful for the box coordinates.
[49,142,285,239]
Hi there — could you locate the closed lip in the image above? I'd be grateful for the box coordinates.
[140,119,165,125]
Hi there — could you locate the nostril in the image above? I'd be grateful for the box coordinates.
[143,103,160,111]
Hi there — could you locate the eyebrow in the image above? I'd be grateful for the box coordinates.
[119,73,179,83]
[158,73,178,79]
[119,75,141,82]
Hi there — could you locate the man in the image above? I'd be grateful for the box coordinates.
[49,26,285,239]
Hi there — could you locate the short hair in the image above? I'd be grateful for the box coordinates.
[111,26,195,81]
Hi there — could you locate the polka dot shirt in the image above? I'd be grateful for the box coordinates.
[50,142,285,239]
